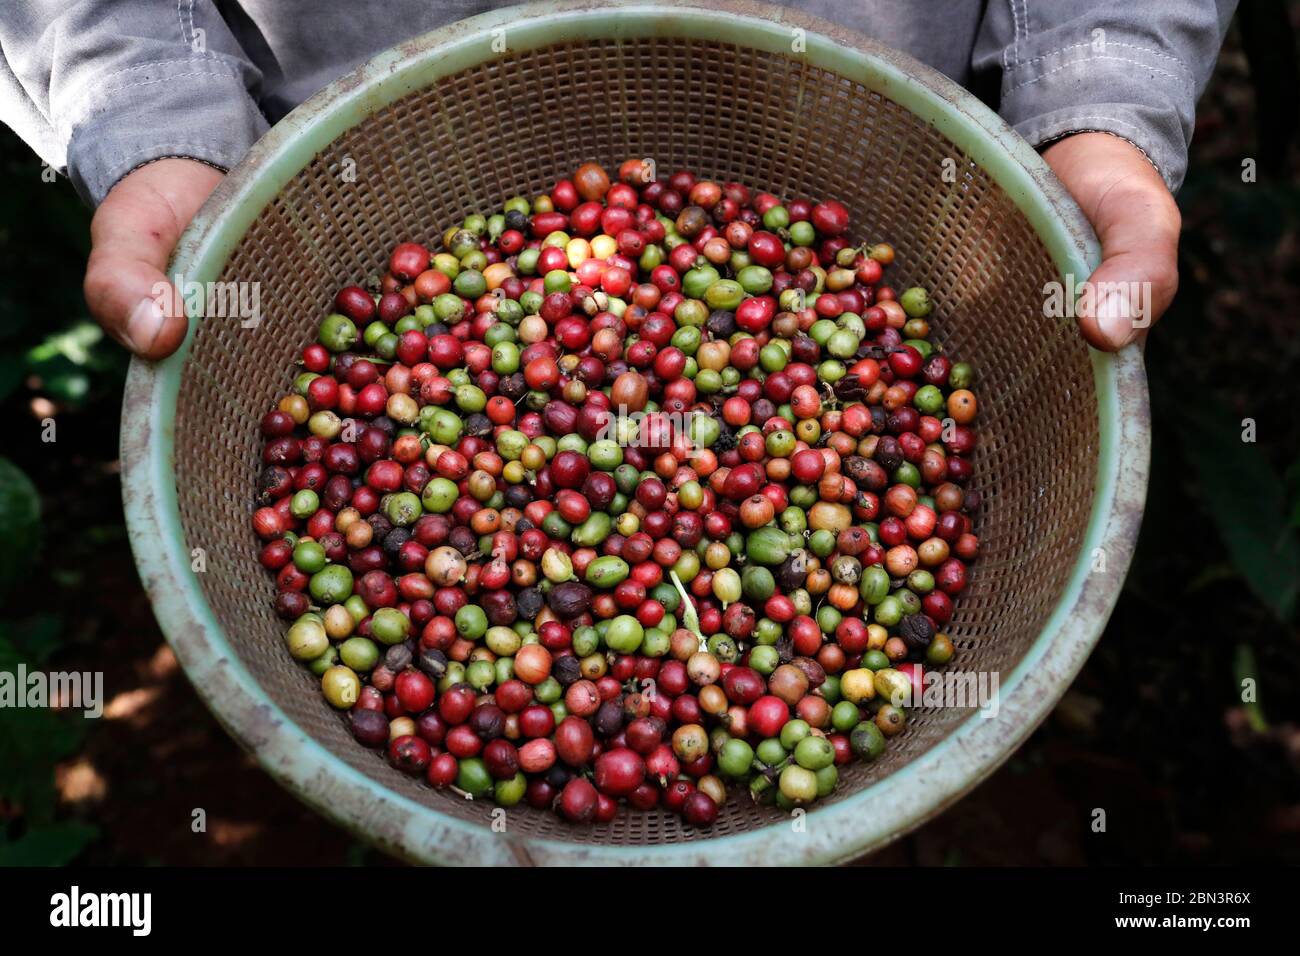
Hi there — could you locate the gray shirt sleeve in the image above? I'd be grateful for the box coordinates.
[0,0,269,205]
[973,0,1237,192]
[3,0,1237,203]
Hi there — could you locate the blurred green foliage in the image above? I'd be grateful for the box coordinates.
[1175,405,1299,622]
[0,134,111,865]
[0,613,96,865]
[0,457,40,602]
[0,139,126,408]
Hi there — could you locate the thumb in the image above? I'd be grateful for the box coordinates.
[83,159,224,360]
[1073,185,1181,352]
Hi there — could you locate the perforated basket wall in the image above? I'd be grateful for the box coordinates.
[133,2,1138,862]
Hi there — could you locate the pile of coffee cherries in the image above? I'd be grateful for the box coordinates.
[253,159,981,827]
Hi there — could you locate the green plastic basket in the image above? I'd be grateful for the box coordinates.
[121,0,1149,865]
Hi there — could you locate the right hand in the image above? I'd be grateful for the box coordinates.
[84,158,224,359]
[1041,133,1181,351]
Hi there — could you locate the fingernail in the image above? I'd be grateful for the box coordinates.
[1095,289,1139,350]
[124,297,166,354]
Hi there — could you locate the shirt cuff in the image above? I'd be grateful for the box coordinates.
[999,48,1193,192]
[64,59,268,205]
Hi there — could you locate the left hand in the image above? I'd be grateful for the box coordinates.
[83,158,224,359]
[1042,132,1182,351]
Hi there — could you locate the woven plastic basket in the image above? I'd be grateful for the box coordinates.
[121,0,1149,865]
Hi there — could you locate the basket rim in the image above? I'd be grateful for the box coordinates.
[120,0,1150,866]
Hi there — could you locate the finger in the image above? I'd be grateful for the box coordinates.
[1075,191,1180,352]
[84,250,188,360]
[84,190,187,359]
[83,162,222,360]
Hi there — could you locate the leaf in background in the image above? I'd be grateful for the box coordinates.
[1176,407,1300,621]
[1184,562,1240,595]
[0,698,87,817]
[39,364,91,404]
[0,822,98,866]
[0,708,87,827]
[0,456,40,597]
[22,321,124,408]
[1288,458,1300,529]
[0,612,81,823]
[1286,458,1300,489]
[0,614,63,669]
[0,352,22,402]
[25,321,103,367]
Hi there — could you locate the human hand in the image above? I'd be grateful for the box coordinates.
[83,158,224,359]
[1042,132,1182,351]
